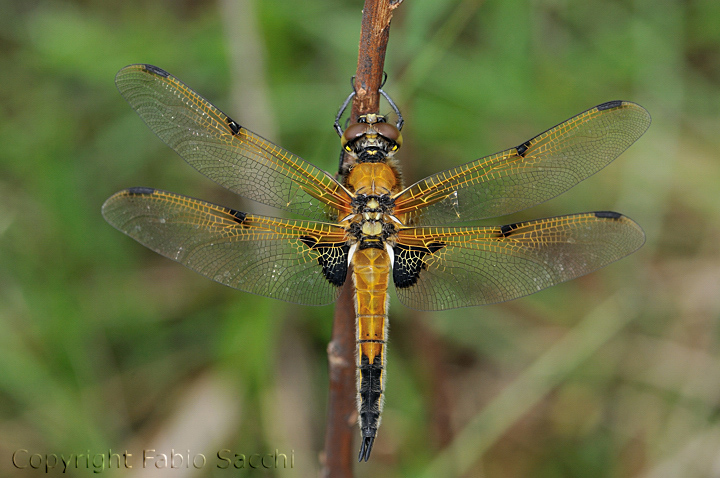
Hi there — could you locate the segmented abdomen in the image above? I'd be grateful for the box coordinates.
[351,247,390,445]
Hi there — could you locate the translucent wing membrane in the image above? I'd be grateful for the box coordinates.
[393,212,645,310]
[394,101,651,225]
[115,64,351,221]
[102,188,348,305]
[106,63,650,465]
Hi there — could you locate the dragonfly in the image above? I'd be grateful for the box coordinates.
[102,64,650,462]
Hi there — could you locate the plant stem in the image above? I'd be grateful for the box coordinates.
[322,1,403,475]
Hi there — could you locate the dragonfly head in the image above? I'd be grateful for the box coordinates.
[341,114,403,162]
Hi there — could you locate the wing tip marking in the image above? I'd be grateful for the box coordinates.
[140,64,171,78]
[593,211,623,220]
[125,186,157,196]
[596,100,624,111]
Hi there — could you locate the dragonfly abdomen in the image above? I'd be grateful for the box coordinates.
[351,247,391,461]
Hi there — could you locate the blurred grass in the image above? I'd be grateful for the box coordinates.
[1,0,720,476]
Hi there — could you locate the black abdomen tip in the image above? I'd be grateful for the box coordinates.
[358,436,375,462]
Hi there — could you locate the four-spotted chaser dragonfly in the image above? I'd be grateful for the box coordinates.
[102,64,650,462]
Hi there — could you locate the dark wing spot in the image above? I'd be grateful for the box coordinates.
[126,187,156,195]
[228,209,247,224]
[393,242,446,289]
[594,211,622,219]
[499,223,519,237]
[516,140,531,157]
[299,236,315,248]
[142,65,170,77]
[426,242,445,253]
[597,100,623,111]
[226,117,242,135]
[300,236,349,287]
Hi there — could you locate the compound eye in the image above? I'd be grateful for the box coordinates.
[341,123,368,148]
[374,122,402,148]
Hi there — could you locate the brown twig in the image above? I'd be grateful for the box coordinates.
[322,0,403,475]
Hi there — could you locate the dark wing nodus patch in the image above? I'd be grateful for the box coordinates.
[393,242,446,289]
[300,236,350,287]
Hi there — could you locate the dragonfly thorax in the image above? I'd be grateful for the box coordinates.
[352,194,395,214]
[345,194,399,250]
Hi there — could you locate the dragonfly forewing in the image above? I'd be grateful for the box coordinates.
[394,101,651,225]
[115,64,352,222]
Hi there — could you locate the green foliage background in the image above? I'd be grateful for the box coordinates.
[1,0,719,476]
